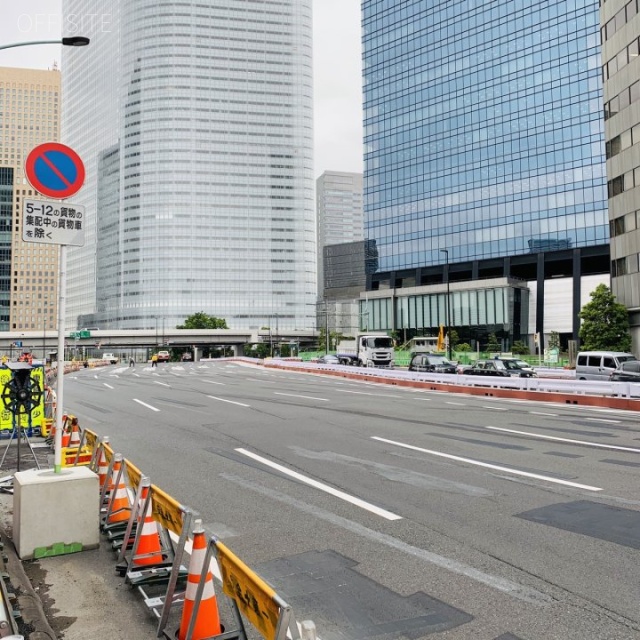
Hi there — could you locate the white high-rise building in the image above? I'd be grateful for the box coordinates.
[62,0,315,331]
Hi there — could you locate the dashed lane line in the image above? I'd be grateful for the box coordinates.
[274,392,330,402]
[207,395,250,408]
[133,399,160,412]
[372,436,603,492]
[486,426,640,453]
[236,448,402,521]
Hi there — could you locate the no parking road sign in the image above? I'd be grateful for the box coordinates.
[25,142,85,199]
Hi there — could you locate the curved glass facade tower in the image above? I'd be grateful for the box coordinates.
[362,0,609,271]
[62,0,315,330]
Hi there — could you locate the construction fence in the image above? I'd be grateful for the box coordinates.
[63,423,317,640]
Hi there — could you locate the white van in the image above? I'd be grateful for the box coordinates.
[575,351,637,380]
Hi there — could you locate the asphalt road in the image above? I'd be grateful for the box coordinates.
[63,361,640,640]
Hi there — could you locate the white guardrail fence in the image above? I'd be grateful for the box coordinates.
[254,359,640,400]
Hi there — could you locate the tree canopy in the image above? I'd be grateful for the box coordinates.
[578,284,632,352]
[177,312,228,330]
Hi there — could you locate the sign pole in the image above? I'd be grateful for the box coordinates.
[54,244,67,474]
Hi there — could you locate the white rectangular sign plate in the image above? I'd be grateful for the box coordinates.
[22,198,86,246]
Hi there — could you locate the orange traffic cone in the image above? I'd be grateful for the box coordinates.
[178,520,222,640]
[132,482,163,566]
[69,418,81,447]
[61,428,71,448]
[107,455,130,524]
[97,438,110,489]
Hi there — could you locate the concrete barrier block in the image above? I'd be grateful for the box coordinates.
[13,466,99,560]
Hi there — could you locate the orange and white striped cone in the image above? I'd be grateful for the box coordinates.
[107,455,130,524]
[132,483,163,566]
[178,520,222,640]
[69,420,81,447]
[61,427,71,448]
[97,438,110,490]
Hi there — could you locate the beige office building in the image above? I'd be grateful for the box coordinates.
[0,66,60,336]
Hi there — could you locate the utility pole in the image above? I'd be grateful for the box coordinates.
[440,249,452,360]
[325,300,330,353]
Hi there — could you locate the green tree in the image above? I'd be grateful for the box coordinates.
[578,284,632,351]
[486,332,500,352]
[448,328,460,349]
[456,343,471,352]
[177,312,228,330]
[512,340,530,355]
[548,331,560,351]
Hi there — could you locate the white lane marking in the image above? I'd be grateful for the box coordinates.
[486,426,640,453]
[94,375,99,379]
[446,401,466,406]
[245,378,277,384]
[207,395,250,408]
[585,417,621,424]
[203,380,226,386]
[222,473,549,605]
[103,383,114,389]
[274,392,329,402]
[154,381,171,387]
[484,406,507,411]
[530,411,558,417]
[372,437,602,492]
[334,390,403,398]
[413,397,433,402]
[133,399,160,412]
[236,448,402,521]
[133,373,140,377]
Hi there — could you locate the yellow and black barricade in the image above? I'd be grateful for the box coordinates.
[133,485,193,639]
[174,533,304,640]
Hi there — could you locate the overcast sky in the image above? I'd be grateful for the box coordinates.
[0,0,363,179]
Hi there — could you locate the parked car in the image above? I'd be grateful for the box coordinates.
[493,357,537,378]
[317,354,341,365]
[609,360,640,382]
[181,352,193,361]
[408,353,456,374]
[102,352,118,364]
[576,351,637,380]
[464,360,511,377]
[156,350,171,363]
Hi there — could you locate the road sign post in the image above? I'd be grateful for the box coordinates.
[24,142,86,474]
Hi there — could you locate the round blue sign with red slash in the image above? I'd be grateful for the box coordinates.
[25,142,85,199]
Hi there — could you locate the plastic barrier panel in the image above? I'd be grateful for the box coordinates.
[125,458,143,493]
[151,484,184,536]
[217,540,282,640]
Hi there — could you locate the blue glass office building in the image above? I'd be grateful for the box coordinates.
[360,0,610,347]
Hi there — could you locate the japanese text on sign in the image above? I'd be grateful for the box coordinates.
[22,199,86,247]
[150,484,184,536]
[217,541,281,640]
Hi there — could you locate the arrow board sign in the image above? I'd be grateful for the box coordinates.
[22,199,85,246]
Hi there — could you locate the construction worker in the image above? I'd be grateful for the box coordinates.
[151,353,158,367]
[129,356,135,368]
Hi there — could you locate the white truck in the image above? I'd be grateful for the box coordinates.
[337,333,395,368]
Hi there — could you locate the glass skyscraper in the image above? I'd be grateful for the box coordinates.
[362,0,608,272]
[62,0,315,331]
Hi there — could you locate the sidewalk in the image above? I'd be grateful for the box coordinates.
[0,437,159,639]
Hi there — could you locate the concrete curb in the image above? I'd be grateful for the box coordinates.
[263,362,640,412]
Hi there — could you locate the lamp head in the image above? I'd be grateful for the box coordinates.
[62,36,90,47]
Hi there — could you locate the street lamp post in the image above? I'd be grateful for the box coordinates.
[440,249,452,360]
[0,37,90,52]
[1,36,91,473]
